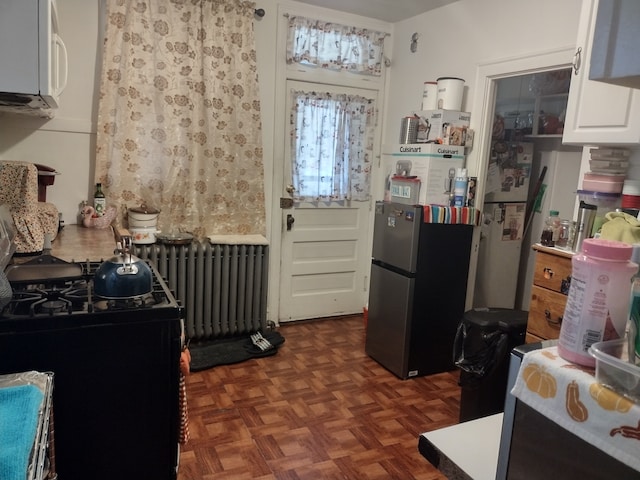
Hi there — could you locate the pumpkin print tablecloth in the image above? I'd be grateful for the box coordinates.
[511,346,640,472]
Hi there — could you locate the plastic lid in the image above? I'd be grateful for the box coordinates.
[577,189,621,199]
[582,238,632,261]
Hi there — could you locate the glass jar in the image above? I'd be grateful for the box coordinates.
[555,219,575,250]
[540,210,560,246]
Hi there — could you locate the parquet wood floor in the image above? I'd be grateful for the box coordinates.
[178,315,459,479]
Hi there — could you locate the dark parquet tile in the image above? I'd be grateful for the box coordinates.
[178,315,458,479]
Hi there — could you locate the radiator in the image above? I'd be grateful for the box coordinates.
[134,241,268,340]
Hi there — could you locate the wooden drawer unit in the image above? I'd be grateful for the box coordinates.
[532,251,572,294]
[528,285,566,340]
[527,246,573,342]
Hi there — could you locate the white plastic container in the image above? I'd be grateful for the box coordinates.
[558,238,638,367]
[421,81,437,110]
[436,77,464,110]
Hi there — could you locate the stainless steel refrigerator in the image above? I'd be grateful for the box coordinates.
[365,201,473,379]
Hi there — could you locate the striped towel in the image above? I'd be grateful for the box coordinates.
[423,205,482,225]
[0,384,45,480]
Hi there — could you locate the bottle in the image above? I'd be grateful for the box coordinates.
[628,244,640,364]
[93,183,106,217]
[540,210,559,246]
[453,168,468,207]
[558,238,638,367]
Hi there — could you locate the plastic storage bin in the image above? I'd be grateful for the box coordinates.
[577,190,621,236]
[589,339,640,403]
[453,308,528,422]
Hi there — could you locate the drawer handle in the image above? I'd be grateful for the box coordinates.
[545,309,562,327]
[543,267,554,279]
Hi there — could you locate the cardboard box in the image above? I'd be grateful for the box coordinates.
[382,144,465,206]
[415,110,471,143]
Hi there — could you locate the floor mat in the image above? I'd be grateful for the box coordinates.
[189,331,285,372]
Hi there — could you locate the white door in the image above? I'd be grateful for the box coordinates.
[278,81,377,322]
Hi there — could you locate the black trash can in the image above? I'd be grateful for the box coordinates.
[453,307,528,423]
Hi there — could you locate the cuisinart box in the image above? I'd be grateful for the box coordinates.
[382,144,465,206]
[415,110,471,144]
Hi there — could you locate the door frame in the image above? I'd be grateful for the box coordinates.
[464,46,576,310]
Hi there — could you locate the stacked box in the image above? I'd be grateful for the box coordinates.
[382,144,465,206]
[415,110,471,144]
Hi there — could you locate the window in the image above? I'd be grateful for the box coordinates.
[290,90,376,201]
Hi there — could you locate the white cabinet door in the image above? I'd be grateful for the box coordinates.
[563,0,640,145]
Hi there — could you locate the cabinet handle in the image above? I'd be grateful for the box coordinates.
[545,309,562,327]
[543,267,554,279]
[572,47,582,75]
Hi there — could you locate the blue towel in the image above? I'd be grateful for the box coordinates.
[0,384,44,480]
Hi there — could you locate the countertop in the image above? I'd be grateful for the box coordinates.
[418,413,502,480]
[47,225,117,262]
[532,243,575,259]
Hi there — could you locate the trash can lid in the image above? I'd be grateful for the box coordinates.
[463,307,528,332]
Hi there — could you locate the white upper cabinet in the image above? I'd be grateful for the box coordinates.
[563,0,640,145]
[589,0,640,89]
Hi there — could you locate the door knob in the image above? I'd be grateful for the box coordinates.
[286,184,296,195]
[286,214,295,231]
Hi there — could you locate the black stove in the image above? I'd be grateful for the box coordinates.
[0,258,183,480]
[2,259,180,321]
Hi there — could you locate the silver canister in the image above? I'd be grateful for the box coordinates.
[572,201,597,252]
[399,116,418,144]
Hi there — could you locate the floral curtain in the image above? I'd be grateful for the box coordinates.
[96,0,265,238]
[290,90,376,202]
[286,16,387,76]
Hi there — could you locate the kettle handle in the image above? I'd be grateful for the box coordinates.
[112,226,134,266]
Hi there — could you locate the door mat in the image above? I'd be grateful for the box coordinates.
[189,331,285,372]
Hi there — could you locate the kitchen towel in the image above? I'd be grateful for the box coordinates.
[599,211,640,244]
[511,346,640,473]
[0,384,45,480]
[422,205,481,226]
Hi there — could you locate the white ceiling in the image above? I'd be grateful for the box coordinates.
[293,0,460,23]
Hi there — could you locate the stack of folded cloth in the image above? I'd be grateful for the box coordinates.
[0,384,45,480]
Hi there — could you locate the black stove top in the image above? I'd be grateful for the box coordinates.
[1,260,181,321]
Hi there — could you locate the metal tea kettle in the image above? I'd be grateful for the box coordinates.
[93,228,153,299]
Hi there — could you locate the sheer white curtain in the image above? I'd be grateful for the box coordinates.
[285,16,384,202]
[95,0,265,238]
[286,15,387,76]
[290,91,376,202]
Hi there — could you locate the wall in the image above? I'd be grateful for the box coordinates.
[382,0,583,146]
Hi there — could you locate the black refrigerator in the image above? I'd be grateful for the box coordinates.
[365,201,473,379]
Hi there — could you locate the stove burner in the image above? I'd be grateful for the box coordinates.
[2,260,174,319]
[38,299,71,314]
